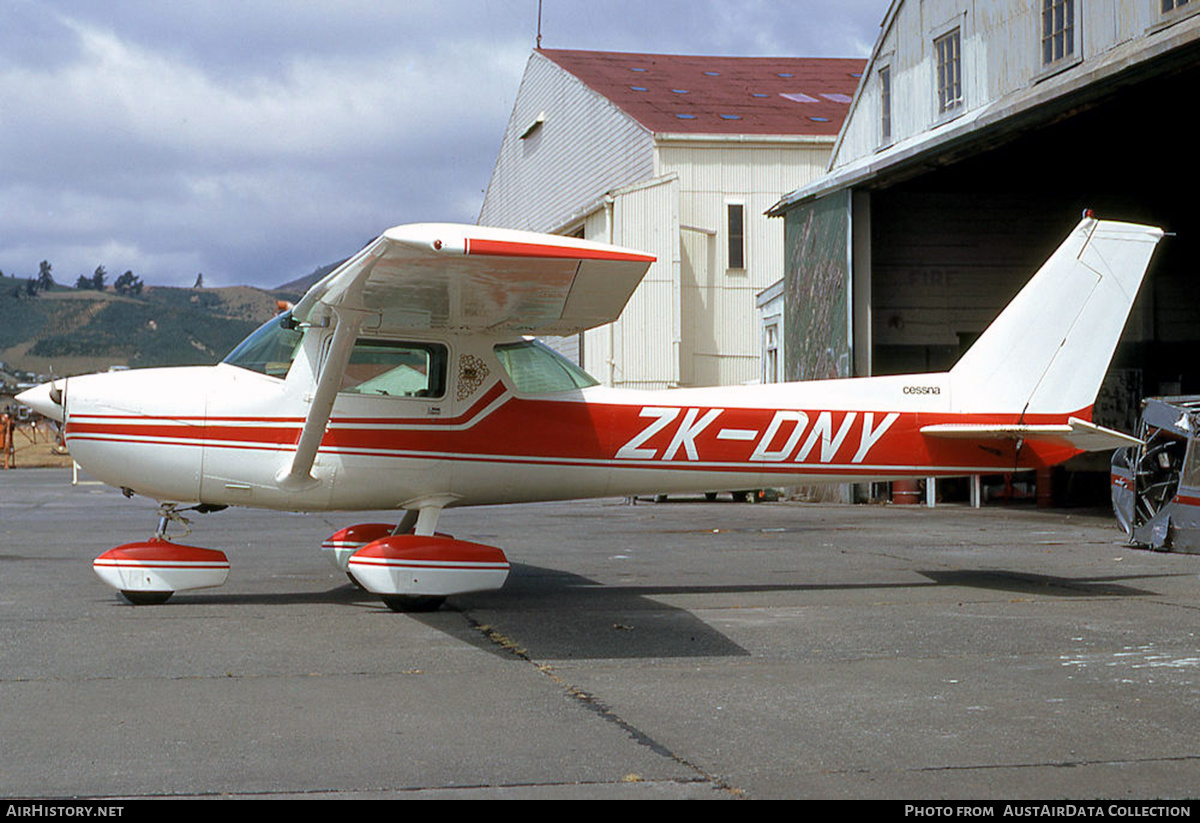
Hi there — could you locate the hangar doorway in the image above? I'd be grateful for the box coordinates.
[864,59,1200,504]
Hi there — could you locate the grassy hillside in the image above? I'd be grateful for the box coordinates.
[0,276,300,376]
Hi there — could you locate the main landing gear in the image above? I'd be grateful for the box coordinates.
[92,503,510,611]
[322,504,510,612]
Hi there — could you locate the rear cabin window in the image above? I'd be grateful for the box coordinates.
[494,339,598,394]
[340,339,448,398]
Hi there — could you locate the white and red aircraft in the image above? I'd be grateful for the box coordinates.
[18,214,1164,610]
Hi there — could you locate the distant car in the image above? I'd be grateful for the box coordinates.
[651,489,780,503]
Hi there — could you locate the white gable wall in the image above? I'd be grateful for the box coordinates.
[481,51,840,389]
[479,51,655,233]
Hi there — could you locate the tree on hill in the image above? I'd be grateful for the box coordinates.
[74,274,92,290]
[91,266,107,291]
[113,270,144,295]
[37,261,54,291]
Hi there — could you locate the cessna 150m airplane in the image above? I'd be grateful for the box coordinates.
[18,214,1164,610]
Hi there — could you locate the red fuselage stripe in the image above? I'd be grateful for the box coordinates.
[64,394,1090,475]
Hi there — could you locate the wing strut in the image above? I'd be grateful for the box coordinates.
[276,306,366,490]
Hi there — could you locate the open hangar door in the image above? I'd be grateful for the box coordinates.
[863,60,1200,505]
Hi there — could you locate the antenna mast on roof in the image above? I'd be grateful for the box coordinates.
[537,0,543,48]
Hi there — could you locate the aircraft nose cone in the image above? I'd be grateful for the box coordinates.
[15,380,64,423]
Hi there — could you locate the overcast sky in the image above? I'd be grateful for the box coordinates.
[1,0,888,289]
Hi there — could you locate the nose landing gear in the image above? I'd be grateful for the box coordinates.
[92,504,230,605]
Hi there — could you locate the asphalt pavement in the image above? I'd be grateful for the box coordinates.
[3,468,1200,800]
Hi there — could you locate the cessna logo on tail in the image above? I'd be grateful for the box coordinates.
[615,407,900,464]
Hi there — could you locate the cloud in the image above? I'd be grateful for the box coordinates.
[0,0,885,288]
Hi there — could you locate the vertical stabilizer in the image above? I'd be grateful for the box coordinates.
[949,217,1163,417]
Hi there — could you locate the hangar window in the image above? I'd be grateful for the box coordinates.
[1157,0,1199,28]
[763,322,781,384]
[1041,0,1076,66]
[727,202,746,270]
[934,28,963,116]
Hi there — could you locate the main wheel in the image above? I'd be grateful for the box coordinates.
[120,590,173,606]
[380,595,445,613]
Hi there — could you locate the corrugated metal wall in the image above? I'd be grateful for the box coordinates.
[783,191,852,382]
[583,176,681,390]
[835,0,1172,168]
[660,139,833,387]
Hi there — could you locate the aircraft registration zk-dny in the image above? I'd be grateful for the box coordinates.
[18,214,1164,610]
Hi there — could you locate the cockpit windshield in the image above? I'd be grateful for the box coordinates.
[222,312,304,378]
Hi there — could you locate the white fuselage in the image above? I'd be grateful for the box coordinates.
[57,327,1042,514]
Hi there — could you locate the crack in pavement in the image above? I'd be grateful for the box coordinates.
[467,615,745,798]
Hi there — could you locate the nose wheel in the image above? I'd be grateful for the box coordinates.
[380,595,446,613]
[120,590,175,606]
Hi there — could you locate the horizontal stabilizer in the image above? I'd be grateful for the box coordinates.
[920,417,1141,452]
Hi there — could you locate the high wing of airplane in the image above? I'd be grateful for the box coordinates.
[18,215,1165,610]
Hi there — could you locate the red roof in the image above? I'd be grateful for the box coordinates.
[538,49,865,136]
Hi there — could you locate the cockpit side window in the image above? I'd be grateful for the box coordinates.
[494,339,599,394]
[340,339,448,398]
[222,313,304,378]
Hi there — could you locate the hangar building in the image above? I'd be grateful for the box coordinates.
[767,0,1200,503]
[770,0,1200,440]
[480,49,864,389]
